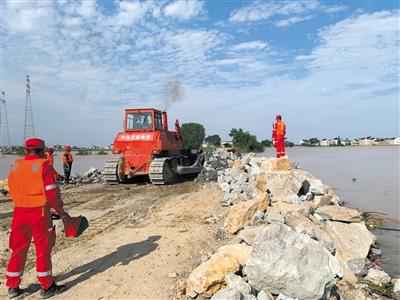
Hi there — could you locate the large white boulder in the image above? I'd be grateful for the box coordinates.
[244,224,342,300]
[325,221,375,263]
[316,206,362,223]
[365,269,391,287]
[186,244,252,297]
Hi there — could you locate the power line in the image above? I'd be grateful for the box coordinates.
[0,91,11,148]
[24,75,35,140]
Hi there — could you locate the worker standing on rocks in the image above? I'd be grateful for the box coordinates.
[5,138,71,299]
[62,145,73,184]
[272,114,286,158]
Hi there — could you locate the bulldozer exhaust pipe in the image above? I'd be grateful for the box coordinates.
[162,111,168,130]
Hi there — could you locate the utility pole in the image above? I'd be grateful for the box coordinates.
[0,91,11,148]
[24,75,35,140]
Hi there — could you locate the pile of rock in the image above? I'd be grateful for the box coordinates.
[196,148,239,183]
[65,167,104,185]
[185,150,397,300]
[217,153,263,206]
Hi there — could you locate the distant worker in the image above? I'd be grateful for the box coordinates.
[6,138,71,298]
[46,147,61,181]
[45,147,54,167]
[62,145,73,184]
[272,114,286,158]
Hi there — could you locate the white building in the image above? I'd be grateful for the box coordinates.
[359,138,375,146]
[391,137,400,145]
[320,139,329,146]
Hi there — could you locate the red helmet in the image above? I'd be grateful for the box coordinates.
[64,145,72,151]
[24,138,45,150]
[47,147,54,154]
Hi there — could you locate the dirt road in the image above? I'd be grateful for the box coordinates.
[0,182,226,299]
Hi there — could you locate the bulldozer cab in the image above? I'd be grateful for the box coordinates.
[124,109,165,132]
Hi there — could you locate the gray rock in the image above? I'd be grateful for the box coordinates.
[238,226,262,246]
[365,268,391,286]
[242,295,257,300]
[244,224,342,300]
[257,290,274,300]
[225,273,252,296]
[285,213,335,253]
[251,211,265,226]
[264,210,285,224]
[393,278,400,300]
[347,258,368,277]
[276,294,298,300]
[370,247,382,257]
[211,287,242,300]
[84,167,99,178]
[309,179,326,195]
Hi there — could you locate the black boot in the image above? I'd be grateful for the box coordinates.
[8,287,23,299]
[40,283,67,299]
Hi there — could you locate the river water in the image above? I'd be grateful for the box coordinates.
[0,147,399,276]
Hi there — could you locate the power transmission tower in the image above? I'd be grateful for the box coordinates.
[0,91,11,148]
[24,75,35,140]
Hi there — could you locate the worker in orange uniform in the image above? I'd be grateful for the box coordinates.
[62,145,73,184]
[45,147,54,167]
[272,114,286,158]
[45,147,61,181]
[6,138,71,299]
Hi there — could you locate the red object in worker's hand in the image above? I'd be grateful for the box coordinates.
[64,216,89,238]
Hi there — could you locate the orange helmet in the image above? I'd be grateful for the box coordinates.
[24,138,45,150]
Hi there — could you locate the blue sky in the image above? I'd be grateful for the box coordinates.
[0,0,398,146]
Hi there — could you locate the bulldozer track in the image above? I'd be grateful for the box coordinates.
[149,157,176,185]
[103,157,121,184]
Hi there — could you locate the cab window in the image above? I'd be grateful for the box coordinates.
[126,112,153,130]
[155,112,163,129]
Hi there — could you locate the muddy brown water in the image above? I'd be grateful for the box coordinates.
[1,146,399,276]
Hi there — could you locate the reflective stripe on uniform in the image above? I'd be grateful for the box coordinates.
[37,271,52,277]
[45,184,57,191]
[6,271,21,277]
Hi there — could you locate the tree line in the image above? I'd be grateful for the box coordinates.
[180,123,294,153]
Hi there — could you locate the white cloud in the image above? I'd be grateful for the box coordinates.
[163,0,204,20]
[0,1,397,146]
[232,41,268,51]
[230,0,347,26]
[77,0,97,17]
[275,15,313,27]
[3,0,55,32]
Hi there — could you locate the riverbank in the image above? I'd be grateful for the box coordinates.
[185,150,399,299]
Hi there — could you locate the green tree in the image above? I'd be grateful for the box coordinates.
[205,134,222,147]
[181,123,206,150]
[285,140,295,147]
[261,139,273,147]
[229,128,264,153]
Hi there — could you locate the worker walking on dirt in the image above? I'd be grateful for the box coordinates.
[62,145,73,184]
[6,138,72,299]
[272,114,286,158]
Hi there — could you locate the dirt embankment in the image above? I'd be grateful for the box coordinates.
[0,181,226,299]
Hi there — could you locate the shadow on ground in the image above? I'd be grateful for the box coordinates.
[56,235,161,289]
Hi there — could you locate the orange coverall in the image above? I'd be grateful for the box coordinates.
[272,119,286,158]
[6,154,66,290]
